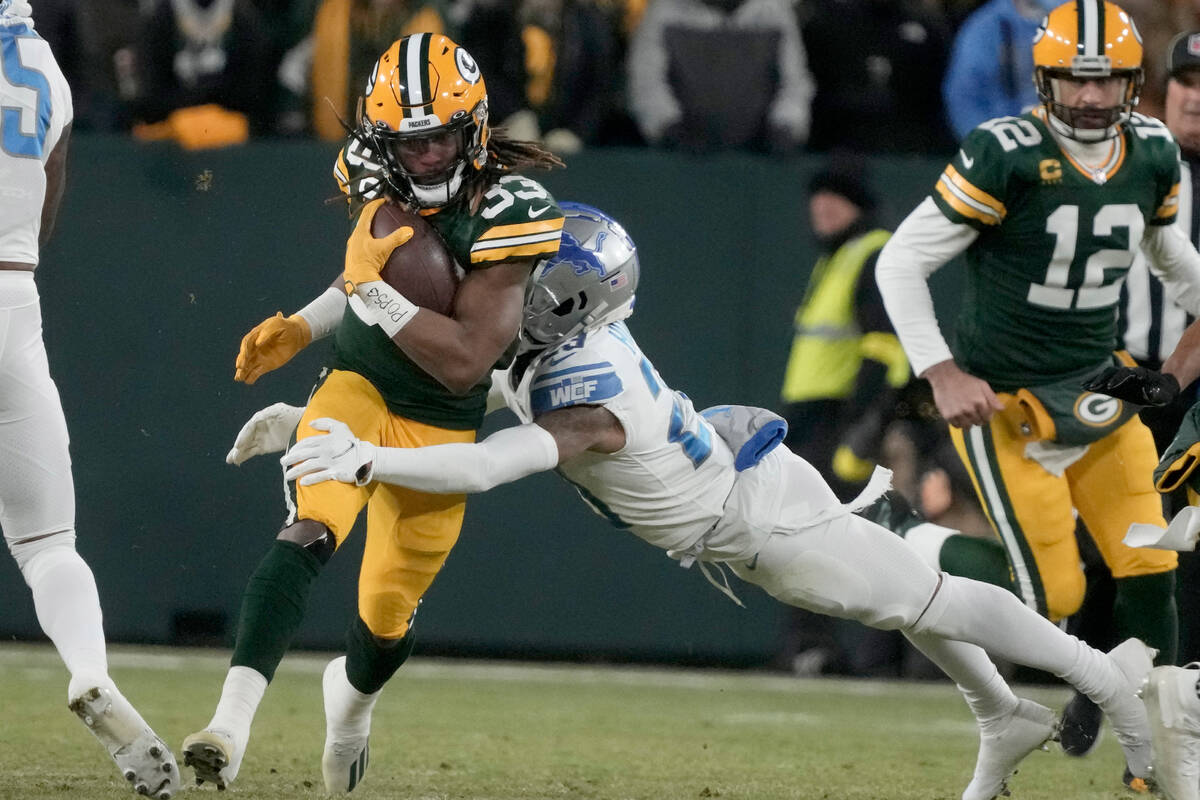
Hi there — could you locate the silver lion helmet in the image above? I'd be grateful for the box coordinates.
[521,202,640,348]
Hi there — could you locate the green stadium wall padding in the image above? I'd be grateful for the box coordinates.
[0,136,959,665]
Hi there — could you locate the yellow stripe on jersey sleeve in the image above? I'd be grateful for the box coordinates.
[470,218,565,264]
[475,217,565,241]
[935,165,1006,225]
[1157,182,1181,220]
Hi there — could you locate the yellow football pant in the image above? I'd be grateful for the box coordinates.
[949,405,1175,622]
[291,369,473,639]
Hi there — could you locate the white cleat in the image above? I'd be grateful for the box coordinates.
[68,681,179,799]
[182,727,245,790]
[961,698,1058,800]
[322,656,379,794]
[1102,638,1157,782]
[1140,664,1200,800]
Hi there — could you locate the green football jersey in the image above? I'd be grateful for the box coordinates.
[330,140,565,429]
[931,109,1181,392]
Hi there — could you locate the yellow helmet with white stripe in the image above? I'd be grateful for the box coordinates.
[358,33,490,208]
[1032,0,1143,141]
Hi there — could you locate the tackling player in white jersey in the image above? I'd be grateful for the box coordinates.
[0,2,178,797]
[234,204,1186,799]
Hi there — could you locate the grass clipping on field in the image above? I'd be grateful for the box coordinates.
[0,644,1130,799]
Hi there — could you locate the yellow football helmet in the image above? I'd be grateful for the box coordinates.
[1032,0,1143,141]
[358,33,490,208]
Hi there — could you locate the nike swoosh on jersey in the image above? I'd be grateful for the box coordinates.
[745,553,759,570]
[959,150,974,169]
[528,204,552,218]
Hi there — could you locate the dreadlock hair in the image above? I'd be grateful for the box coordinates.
[452,126,565,211]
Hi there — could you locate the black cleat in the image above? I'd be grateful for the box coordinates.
[1060,690,1104,757]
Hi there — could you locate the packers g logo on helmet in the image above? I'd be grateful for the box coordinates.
[358,33,491,208]
[1032,0,1143,141]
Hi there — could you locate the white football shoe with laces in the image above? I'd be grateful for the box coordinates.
[322,656,380,794]
[1140,663,1200,800]
[1101,638,1157,782]
[68,678,179,798]
[181,726,246,790]
[961,698,1058,800]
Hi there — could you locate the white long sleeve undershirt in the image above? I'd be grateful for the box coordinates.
[1142,222,1200,317]
[875,197,978,377]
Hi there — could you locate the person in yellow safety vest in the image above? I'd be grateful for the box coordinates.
[776,157,916,677]
[780,158,910,502]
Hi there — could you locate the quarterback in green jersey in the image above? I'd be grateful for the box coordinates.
[878,1,1200,791]
[182,33,565,793]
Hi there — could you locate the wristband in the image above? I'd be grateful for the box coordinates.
[294,287,347,341]
[350,280,418,337]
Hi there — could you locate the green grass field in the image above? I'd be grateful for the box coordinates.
[0,644,1145,800]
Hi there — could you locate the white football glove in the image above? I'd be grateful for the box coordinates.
[281,418,377,486]
[227,402,306,465]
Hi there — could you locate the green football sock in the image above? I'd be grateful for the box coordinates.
[937,534,1015,593]
[231,540,323,681]
[857,490,1016,592]
[1114,571,1178,666]
[345,614,415,695]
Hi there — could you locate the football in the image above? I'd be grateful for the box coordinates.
[371,202,459,317]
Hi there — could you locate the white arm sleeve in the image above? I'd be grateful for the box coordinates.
[294,286,347,340]
[370,423,560,494]
[875,197,979,376]
[1143,223,1200,317]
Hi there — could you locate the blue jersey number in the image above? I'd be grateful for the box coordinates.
[634,351,711,469]
[1,31,52,159]
[668,396,713,468]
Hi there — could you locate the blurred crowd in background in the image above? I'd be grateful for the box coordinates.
[34,0,1200,154]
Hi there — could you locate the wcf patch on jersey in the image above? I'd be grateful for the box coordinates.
[531,370,623,415]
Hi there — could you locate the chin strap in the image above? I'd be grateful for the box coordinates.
[407,162,468,208]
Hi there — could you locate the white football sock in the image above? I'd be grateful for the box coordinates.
[22,543,109,682]
[208,666,268,740]
[905,632,1018,726]
[325,657,380,740]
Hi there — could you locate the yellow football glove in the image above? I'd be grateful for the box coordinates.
[343,197,414,293]
[234,312,312,385]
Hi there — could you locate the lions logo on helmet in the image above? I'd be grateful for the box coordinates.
[1032,0,1143,142]
[358,33,491,208]
[522,203,640,348]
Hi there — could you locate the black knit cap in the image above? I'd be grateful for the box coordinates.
[1168,31,1200,79]
[807,155,878,212]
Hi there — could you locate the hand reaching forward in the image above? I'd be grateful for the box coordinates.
[227,402,305,465]
[281,418,377,486]
[1083,366,1180,408]
[234,313,311,384]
